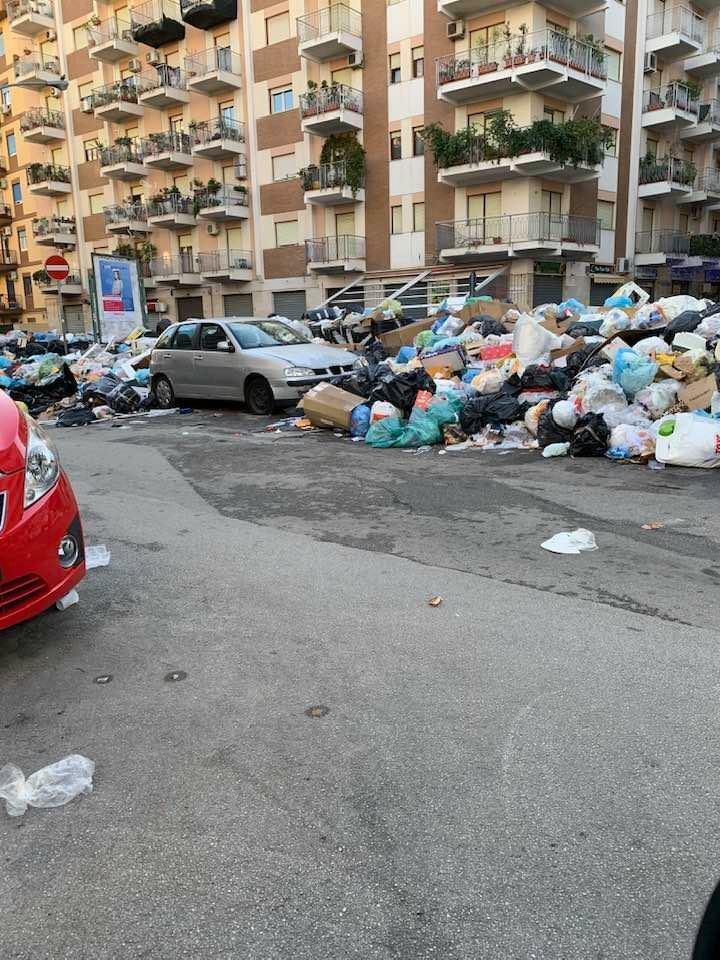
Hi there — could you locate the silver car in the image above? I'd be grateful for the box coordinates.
[149,317,362,415]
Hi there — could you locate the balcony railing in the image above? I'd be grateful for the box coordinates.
[300,160,363,191]
[104,202,149,226]
[697,167,720,192]
[0,203,12,218]
[436,212,602,249]
[150,253,198,276]
[130,0,185,44]
[0,250,18,267]
[297,3,362,43]
[646,5,704,43]
[0,296,22,312]
[136,65,188,96]
[100,141,145,166]
[300,83,363,118]
[196,186,248,209]
[32,216,77,238]
[185,46,240,75]
[642,82,699,114]
[431,123,606,169]
[148,193,195,217]
[87,16,133,46]
[20,106,64,131]
[14,56,60,78]
[436,29,607,87]
[37,272,81,288]
[7,0,50,19]
[197,248,252,273]
[635,229,690,256]
[306,234,365,262]
[191,116,245,145]
[639,155,695,186]
[698,99,720,124]
[141,129,193,157]
[27,163,70,184]
[91,79,139,108]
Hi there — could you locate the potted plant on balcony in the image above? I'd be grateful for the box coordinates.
[206,177,222,195]
[32,268,50,285]
[681,159,697,186]
[514,23,528,65]
[503,23,514,68]
[114,241,136,258]
[298,164,320,191]
[302,79,318,117]
[27,161,44,183]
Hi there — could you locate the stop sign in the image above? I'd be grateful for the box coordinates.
[44,255,70,282]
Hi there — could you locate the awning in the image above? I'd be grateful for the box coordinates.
[588,273,625,284]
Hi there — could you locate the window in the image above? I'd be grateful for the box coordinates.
[597,200,615,230]
[390,132,402,160]
[11,181,21,204]
[270,86,293,113]
[0,84,10,108]
[89,192,105,215]
[645,137,658,158]
[542,190,562,216]
[84,137,101,162]
[679,213,689,234]
[389,52,401,84]
[6,132,15,157]
[272,153,296,180]
[199,323,227,351]
[468,192,501,221]
[391,205,403,234]
[469,23,504,52]
[605,49,621,82]
[544,106,565,125]
[547,21,569,35]
[331,67,352,86]
[17,226,26,251]
[641,207,654,234]
[412,46,424,78]
[266,12,290,44]
[173,323,198,350]
[336,211,354,236]
[73,25,88,49]
[603,127,617,158]
[275,220,298,246]
[22,274,31,298]
[413,202,425,232]
[0,34,5,59]
[412,127,424,157]
[220,100,235,123]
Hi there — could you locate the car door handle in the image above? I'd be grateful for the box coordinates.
[194,354,203,359]
[162,352,172,359]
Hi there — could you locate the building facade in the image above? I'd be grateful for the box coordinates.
[0,0,714,330]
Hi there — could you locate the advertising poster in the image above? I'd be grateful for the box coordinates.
[92,253,145,339]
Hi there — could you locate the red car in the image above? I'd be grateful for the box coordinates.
[0,389,85,630]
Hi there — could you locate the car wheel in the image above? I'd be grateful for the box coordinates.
[154,375,176,409]
[245,376,275,416]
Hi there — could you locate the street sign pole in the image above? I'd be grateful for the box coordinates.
[57,279,67,352]
[44,255,70,351]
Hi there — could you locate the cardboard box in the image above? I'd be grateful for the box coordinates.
[420,347,466,375]
[550,337,586,362]
[378,317,434,351]
[680,374,717,411]
[301,383,360,430]
[660,363,685,381]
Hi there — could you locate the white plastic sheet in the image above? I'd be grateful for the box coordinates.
[0,755,95,817]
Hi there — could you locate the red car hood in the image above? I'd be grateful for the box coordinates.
[0,389,27,475]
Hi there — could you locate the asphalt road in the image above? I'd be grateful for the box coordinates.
[2,405,720,960]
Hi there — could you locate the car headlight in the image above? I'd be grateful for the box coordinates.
[353,358,367,370]
[284,367,315,379]
[24,416,60,509]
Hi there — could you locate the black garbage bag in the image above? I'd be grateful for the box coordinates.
[331,363,385,400]
[19,341,47,358]
[536,401,573,449]
[570,413,610,457]
[8,363,77,416]
[80,373,122,405]
[107,382,141,414]
[56,406,96,428]
[45,338,68,356]
[701,301,720,320]
[664,310,703,341]
[478,316,507,337]
[565,345,607,379]
[369,368,436,417]
[459,388,528,434]
[364,338,387,364]
[520,364,569,393]
[566,323,600,338]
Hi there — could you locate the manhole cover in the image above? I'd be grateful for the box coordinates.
[304,705,330,718]
[94,674,113,685]
[164,671,187,682]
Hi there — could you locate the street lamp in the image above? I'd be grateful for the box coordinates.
[4,77,69,93]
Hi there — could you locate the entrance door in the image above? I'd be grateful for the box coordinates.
[176,296,204,322]
[467,192,502,243]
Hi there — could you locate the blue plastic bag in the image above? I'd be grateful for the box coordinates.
[350,403,371,438]
[396,346,417,364]
[559,298,586,314]
[604,295,634,309]
[613,347,658,398]
[0,356,12,370]
[135,369,150,386]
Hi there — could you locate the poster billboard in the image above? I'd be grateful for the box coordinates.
[91,253,145,339]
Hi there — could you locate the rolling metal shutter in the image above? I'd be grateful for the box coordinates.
[63,305,86,333]
[176,297,204,322]
[532,274,563,307]
[273,290,307,320]
[223,293,253,316]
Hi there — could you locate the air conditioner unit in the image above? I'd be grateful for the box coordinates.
[128,57,141,73]
[347,49,363,68]
[616,257,630,273]
[8,271,17,281]
[1,104,11,116]
[146,51,163,65]
[46,29,56,41]
[2,226,12,237]
[155,301,168,313]
[447,19,465,40]
[206,222,219,236]
[0,179,7,189]
[81,95,94,114]
[644,52,657,74]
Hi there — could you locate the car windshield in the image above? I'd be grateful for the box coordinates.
[228,321,308,349]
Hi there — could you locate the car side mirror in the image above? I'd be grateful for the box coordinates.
[217,340,233,352]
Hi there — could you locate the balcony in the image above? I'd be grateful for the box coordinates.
[436,212,601,263]
[300,84,363,136]
[13,55,61,90]
[196,186,249,222]
[681,99,720,142]
[197,248,252,282]
[301,161,365,205]
[104,202,151,234]
[0,202,12,225]
[437,0,597,19]
[684,29,720,77]
[88,17,138,62]
[434,124,603,187]
[180,0,235,29]
[141,130,193,170]
[147,192,197,230]
[0,297,22,316]
[191,117,245,159]
[641,83,699,133]
[297,4,362,62]
[635,229,690,266]
[92,79,144,123]
[306,235,365,273]
[7,0,53,36]
[37,272,82,295]
[436,29,607,105]
[0,250,18,272]
[32,216,77,247]
[646,7,704,63]
[150,254,199,286]
[185,47,242,95]
[99,141,148,181]
[19,106,65,143]
[27,163,72,197]
[638,156,695,198]
[137,66,189,108]
[677,167,720,206]
[130,0,185,48]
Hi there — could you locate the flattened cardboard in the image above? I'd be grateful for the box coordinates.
[421,347,466,375]
[302,382,360,430]
[550,337,586,362]
[378,317,434,351]
[660,364,685,381]
[680,374,716,411]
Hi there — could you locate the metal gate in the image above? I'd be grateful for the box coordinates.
[532,274,563,307]
[176,296,204,322]
[223,293,253,316]
[273,290,306,320]
[63,304,87,333]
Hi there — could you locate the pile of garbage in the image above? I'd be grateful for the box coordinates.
[0,328,160,426]
[300,283,720,469]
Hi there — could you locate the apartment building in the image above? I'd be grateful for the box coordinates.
[8,0,717,329]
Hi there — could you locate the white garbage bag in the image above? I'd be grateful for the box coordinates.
[0,754,95,817]
[512,315,562,367]
[655,413,720,468]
